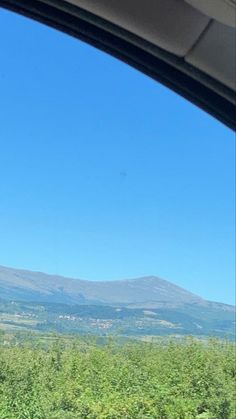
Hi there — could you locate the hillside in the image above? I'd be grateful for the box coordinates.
[0,298,235,339]
[0,265,207,307]
[0,265,235,339]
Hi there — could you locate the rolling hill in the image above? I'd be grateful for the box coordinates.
[0,265,207,306]
[0,265,235,339]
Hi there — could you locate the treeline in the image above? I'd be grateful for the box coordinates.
[0,334,235,418]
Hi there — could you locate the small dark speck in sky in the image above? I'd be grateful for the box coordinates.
[120,170,127,179]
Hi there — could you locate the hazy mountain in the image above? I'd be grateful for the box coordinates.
[0,266,235,339]
[0,265,207,307]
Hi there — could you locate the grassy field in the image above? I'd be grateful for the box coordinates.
[0,331,235,418]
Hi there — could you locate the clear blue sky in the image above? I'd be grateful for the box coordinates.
[0,8,235,304]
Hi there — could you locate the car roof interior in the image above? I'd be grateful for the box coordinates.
[1,0,236,129]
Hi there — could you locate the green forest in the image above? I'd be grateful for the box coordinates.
[0,332,235,418]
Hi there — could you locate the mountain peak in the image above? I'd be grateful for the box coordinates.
[0,265,205,307]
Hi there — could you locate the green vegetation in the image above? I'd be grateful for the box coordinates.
[0,331,235,418]
[0,299,235,340]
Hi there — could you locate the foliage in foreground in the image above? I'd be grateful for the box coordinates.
[0,335,235,418]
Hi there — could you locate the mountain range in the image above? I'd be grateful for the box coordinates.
[0,265,235,339]
[0,265,206,306]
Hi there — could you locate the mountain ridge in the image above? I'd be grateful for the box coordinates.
[0,265,235,339]
[0,265,234,310]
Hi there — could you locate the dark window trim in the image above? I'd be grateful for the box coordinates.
[1,0,235,130]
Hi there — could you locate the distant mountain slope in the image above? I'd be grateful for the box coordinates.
[0,265,235,339]
[0,265,206,307]
[0,299,235,340]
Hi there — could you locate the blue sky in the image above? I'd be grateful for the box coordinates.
[0,8,235,304]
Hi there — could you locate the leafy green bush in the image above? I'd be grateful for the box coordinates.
[0,336,235,418]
